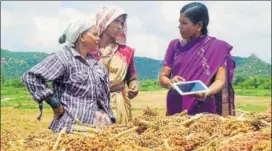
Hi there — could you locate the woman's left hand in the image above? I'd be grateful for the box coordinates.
[127,80,139,99]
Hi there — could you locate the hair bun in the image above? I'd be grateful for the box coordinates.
[58,34,66,44]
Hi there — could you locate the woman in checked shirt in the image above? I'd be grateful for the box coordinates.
[22,18,115,133]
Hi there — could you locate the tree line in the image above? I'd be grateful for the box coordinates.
[1,75,271,90]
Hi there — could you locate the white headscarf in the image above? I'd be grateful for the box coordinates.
[59,17,96,48]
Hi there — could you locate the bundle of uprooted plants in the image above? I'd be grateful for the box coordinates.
[2,107,271,151]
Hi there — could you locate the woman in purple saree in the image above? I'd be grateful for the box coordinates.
[159,2,236,117]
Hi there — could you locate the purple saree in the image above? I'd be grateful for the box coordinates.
[163,35,236,117]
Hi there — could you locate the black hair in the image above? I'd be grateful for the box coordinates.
[180,2,209,35]
[58,34,66,44]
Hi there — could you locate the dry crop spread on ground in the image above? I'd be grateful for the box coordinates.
[1,107,271,151]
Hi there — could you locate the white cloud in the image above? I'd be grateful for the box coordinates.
[24,8,95,52]
[1,1,169,60]
[1,1,271,63]
[157,1,194,22]
[125,13,170,60]
[1,2,96,53]
[127,15,146,34]
[128,34,168,60]
[1,1,62,16]
[157,1,271,63]
[1,10,13,28]
[206,1,271,62]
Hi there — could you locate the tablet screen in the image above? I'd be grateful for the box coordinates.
[176,81,207,93]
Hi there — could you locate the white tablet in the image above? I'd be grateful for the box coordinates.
[172,80,209,96]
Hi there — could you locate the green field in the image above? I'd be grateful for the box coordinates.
[1,85,271,112]
[234,88,271,97]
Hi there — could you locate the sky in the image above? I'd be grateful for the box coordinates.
[1,1,271,63]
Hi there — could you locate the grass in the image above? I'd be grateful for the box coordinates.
[234,88,271,96]
[1,86,52,109]
[1,86,271,112]
[237,104,267,112]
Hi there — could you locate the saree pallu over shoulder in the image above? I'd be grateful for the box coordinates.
[104,44,135,87]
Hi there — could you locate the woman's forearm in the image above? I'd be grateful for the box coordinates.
[127,74,137,86]
[159,67,173,89]
[208,80,225,96]
[207,66,227,96]
[159,75,172,89]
